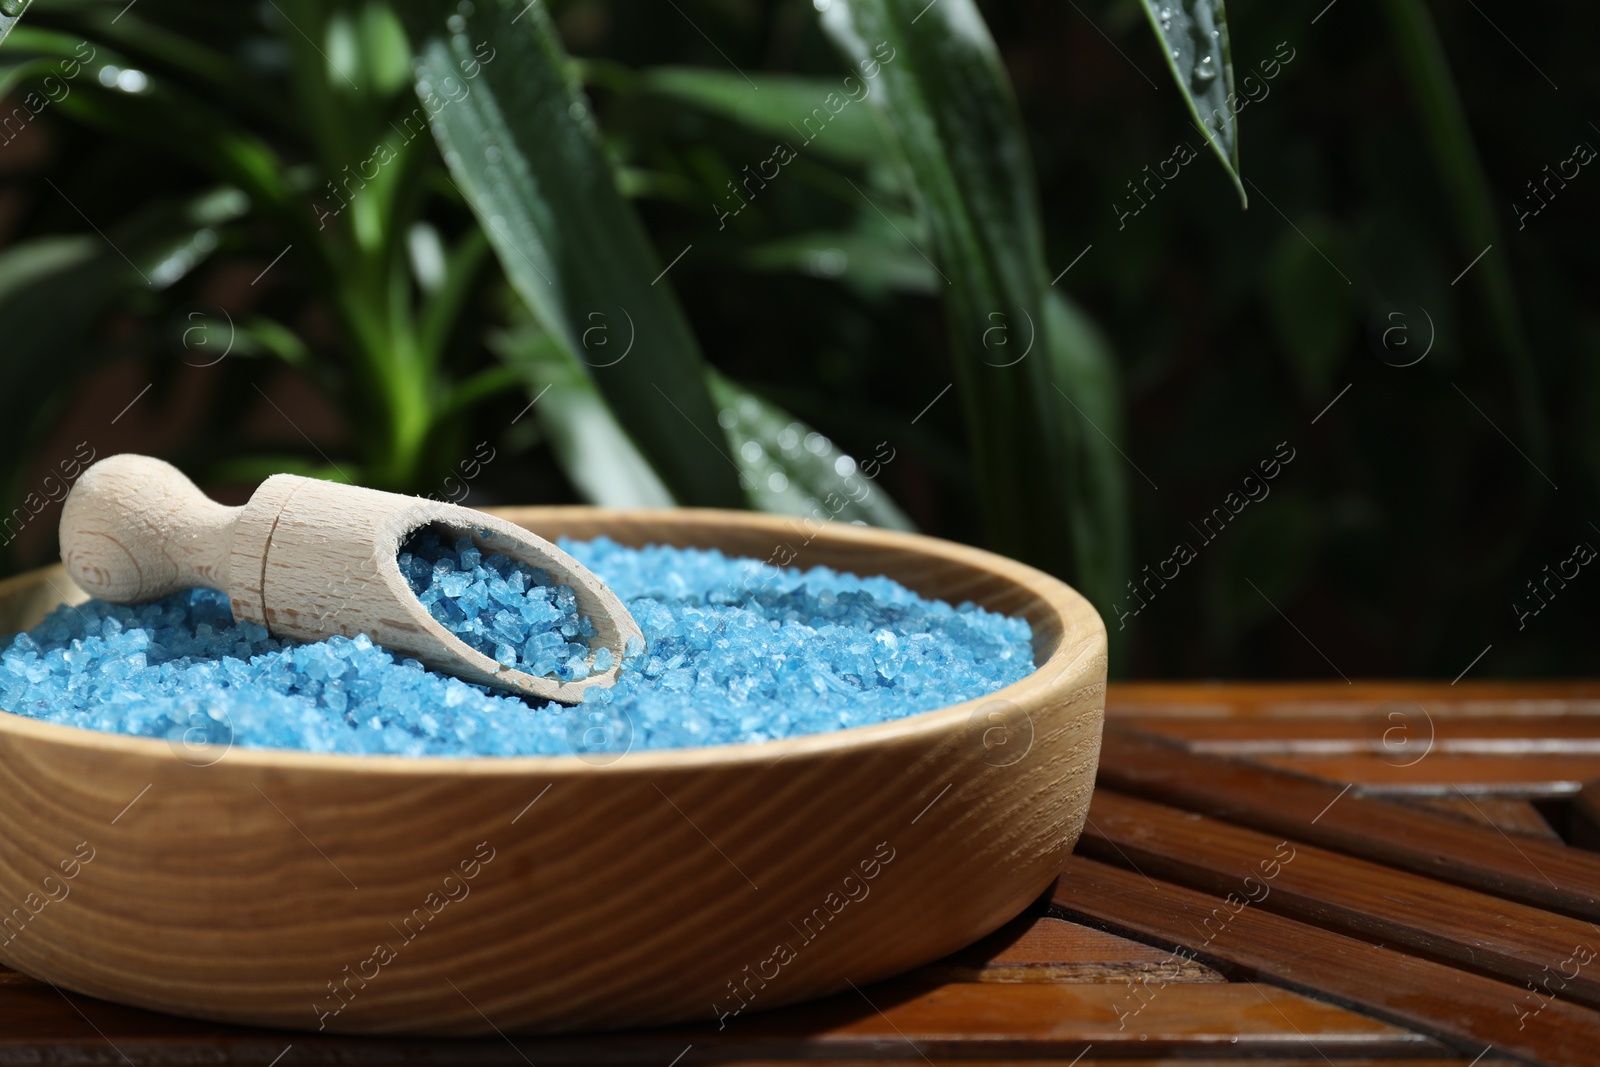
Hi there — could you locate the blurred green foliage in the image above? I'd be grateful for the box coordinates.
[0,0,1593,680]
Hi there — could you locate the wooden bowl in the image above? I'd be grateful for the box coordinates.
[0,508,1106,1036]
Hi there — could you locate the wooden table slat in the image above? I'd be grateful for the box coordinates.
[1082,789,1600,1011]
[1410,796,1563,842]
[912,914,1225,984]
[1099,728,1600,918]
[1106,681,1600,716]
[1570,780,1600,852]
[1251,752,1600,795]
[1123,713,1600,753]
[1051,856,1600,1067]
[0,978,1431,1063]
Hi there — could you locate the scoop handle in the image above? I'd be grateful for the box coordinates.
[60,454,240,603]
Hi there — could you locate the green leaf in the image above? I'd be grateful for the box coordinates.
[0,28,100,102]
[397,0,744,509]
[1135,0,1245,206]
[323,1,411,98]
[0,235,112,542]
[0,0,30,50]
[1263,221,1353,400]
[73,11,240,88]
[417,226,491,362]
[820,0,1127,608]
[1043,290,1131,617]
[0,234,96,294]
[633,67,890,166]
[205,456,357,487]
[743,228,941,295]
[0,54,53,99]
[230,317,315,368]
[708,370,914,530]
[0,193,239,560]
[489,322,676,510]
[62,12,287,129]
[1381,0,1545,465]
[29,35,293,211]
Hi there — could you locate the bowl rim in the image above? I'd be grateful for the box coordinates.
[0,506,1106,777]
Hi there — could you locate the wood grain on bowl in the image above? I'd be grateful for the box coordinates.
[0,507,1107,1036]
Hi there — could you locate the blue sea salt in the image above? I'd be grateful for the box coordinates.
[0,538,1035,758]
[399,529,597,680]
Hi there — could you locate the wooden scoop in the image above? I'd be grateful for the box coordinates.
[58,454,642,705]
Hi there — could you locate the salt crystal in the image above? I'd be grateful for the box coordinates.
[0,536,1034,757]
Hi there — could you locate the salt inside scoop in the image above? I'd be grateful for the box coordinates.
[399,528,612,683]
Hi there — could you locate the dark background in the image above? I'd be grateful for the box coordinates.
[1,0,1595,680]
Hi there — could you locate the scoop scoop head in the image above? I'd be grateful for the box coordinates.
[60,454,641,704]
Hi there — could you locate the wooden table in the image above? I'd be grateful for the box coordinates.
[7,681,1600,1066]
